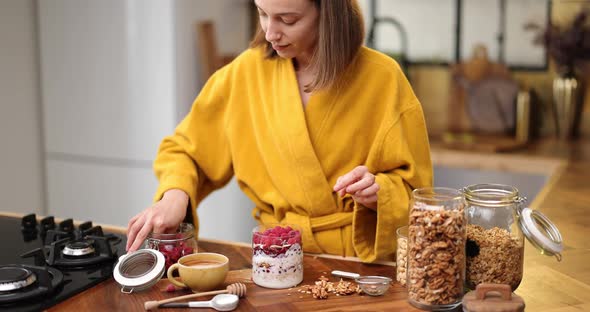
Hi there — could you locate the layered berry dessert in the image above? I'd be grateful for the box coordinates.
[252,225,303,288]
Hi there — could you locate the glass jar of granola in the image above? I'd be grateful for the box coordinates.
[407,187,466,311]
[462,183,563,291]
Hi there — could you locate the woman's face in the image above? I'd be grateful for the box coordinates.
[255,0,319,63]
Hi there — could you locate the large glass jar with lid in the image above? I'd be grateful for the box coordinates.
[407,187,466,311]
[462,183,563,291]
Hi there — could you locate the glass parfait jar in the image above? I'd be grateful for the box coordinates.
[395,226,408,286]
[251,224,303,289]
[145,223,198,271]
[462,183,563,291]
[407,187,466,311]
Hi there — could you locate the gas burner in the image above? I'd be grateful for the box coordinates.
[0,267,36,291]
[0,265,63,304]
[6,214,126,310]
[22,236,117,268]
[62,241,96,257]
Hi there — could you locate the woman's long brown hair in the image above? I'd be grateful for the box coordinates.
[250,0,365,92]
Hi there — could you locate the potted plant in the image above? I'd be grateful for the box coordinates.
[526,9,590,139]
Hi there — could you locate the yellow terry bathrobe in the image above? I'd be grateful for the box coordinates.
[153,46,432,262]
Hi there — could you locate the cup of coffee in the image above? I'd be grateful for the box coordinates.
[166,252,229,291]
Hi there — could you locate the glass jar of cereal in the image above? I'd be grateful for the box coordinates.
[396,225,408,286]
[407,187,466,311]
[462,183,563,291]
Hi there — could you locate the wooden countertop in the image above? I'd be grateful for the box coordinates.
[7,137,590,311]
[50,239,421,311]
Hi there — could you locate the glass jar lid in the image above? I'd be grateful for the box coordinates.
[462,183,563,261]
[519,208,563,261]
[113,249,165,293]
[461,183,523,207]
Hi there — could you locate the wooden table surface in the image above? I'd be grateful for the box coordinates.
[6,137,589,311]
[50,239,422,311]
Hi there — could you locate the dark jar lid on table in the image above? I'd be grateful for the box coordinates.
[462,283,525,312]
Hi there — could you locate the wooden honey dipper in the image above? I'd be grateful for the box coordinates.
[144,282,247,310]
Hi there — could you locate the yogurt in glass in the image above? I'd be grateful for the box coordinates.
[251,224,303,289]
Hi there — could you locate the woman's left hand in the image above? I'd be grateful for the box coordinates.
[333,166,380,210]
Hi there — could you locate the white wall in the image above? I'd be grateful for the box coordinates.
[0,0,45,215]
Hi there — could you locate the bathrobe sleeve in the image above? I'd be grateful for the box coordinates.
[152,65,235,231]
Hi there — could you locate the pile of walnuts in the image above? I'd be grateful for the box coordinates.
[297,276,361,299]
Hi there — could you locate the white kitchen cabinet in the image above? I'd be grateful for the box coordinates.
[0,0,44,215]
[37,0,254,242]
[38,0,175,160]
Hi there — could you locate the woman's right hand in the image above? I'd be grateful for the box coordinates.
[125,189,189,252]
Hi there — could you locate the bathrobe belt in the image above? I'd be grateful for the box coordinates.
[257,210,353,254]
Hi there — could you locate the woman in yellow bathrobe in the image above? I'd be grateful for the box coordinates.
[126,0,432,263]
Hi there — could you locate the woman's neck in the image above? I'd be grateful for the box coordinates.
[293,53,312,72]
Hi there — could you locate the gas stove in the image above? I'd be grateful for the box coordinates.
[0,214,127,312]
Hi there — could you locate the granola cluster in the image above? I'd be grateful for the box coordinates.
[466,224,524,290]
[407,206,465,306]
[297,276,361,299]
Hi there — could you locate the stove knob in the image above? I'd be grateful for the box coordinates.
[40,216,56,232]
[21,213,37,230]
[59,219,74,233]
[79,221,93,232]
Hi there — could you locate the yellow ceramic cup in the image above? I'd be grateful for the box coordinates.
[166,252,229,292]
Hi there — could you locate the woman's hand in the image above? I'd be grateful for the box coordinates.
[126,189,189,252]
[333,166,380,210]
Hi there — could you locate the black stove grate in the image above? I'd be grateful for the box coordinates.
[0,214,127,312]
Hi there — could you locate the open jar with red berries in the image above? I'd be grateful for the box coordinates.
[251,224,303,289]
[145,223,198,271]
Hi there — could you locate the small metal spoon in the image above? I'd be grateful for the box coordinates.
[331,270,361,279]
[159,294,239,311]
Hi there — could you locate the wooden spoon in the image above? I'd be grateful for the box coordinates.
[144,282,247,310]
